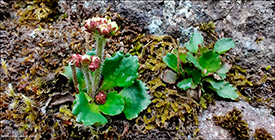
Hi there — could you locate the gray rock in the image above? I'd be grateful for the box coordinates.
[198,101,275,140]
[213,1,275,69]
[148,17,163,34]
[112,1,275,69]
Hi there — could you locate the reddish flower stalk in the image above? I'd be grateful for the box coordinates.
[69,59,79,94]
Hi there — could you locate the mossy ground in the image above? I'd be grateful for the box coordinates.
[0,1,274,139]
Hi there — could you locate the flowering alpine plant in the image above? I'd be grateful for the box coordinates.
[61,16,151,126]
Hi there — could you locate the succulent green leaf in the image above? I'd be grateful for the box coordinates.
[161,69,179,84]
[184,32,203,54]
[184,43,194,53]
[163,53,179,72]
[120,80,151,120]
[98,91,124,116]
[215,83,238,100]
[199,44,208,54]
[214,38,235,54]
[198,51,221,72]
[177,78,193,90]
[179,52,187,64]
[61,66,86,91]
[190,69,202,84]
[184,65,193,76]
[100,52,139,91]
[216,62,232,79]
[191,82,198,89]
[187,53,204,70]
[72,92,107,125]
[86,49,97,56]
[205,78,227,90]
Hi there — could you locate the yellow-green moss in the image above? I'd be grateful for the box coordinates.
[135,35,201,137]
[199,21,217,40]
[255,37,264,44]
[213,108,250,140]
[17,0,59,24]
[253,128,274,140]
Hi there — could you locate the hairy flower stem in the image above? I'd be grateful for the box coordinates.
[81,66,94,99]
[92,33,106,95]
[69,59,79,94]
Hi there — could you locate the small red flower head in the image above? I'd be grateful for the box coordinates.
[70,54,82,67]
[95,91,106,104]
[88,56,100,72]
[98,24,112,35]
[81,55,91,67]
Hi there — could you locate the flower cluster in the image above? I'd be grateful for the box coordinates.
[88,56,100,72]
[71,54,82,67]
[84,17,118,37]
[95,91,106,104]
[70,54,100,72]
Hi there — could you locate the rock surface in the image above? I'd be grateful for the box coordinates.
[198,100,275,139]
[62,0,275,70]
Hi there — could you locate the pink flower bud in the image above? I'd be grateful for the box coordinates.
[198,44,201,47]
[98,24,111,35]
[70,54,82,67]
[84,19,96,33]
[108,20,118,35]
[95,91,106,104]
[88,56,100,72]
[81,55,91,67]
[98,17,108,24]
[92,56,100,63]
[203,69,207,74]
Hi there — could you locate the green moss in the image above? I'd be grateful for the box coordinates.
[227,64,253,90]
[33,0,59,7]
[265,65,272,70]
[199,92,215,110]
[135,35,201,137]
[227,64,275,114]
[17,0,59,24]
[253,128,274,140]
[213,108,250,140]
[199,21,217,40]
[255,37,264,44]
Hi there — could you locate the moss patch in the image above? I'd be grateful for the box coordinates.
[253,128,274,140]
[212,108,250,140]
